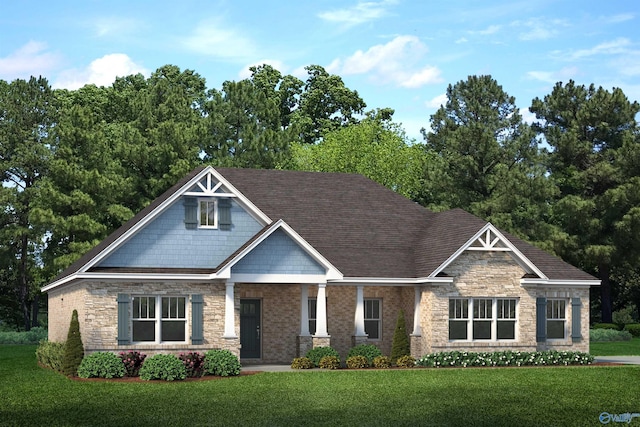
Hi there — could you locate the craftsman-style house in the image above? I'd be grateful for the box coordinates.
[44,166,599,363]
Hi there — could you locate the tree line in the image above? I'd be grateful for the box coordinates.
[1,64,639,330]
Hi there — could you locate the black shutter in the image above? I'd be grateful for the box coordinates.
[184,197,198,229]
[117,294,131,345]
[536,297,547,343]
[571,298,582,341]
[218,198,232,231]
[191,294,204,344]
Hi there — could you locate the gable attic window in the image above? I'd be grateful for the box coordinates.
[199,199,217,228]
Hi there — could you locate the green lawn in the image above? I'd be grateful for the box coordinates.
[590,337,640,356]
[1,345,639,427]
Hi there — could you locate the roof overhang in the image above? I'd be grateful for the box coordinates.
[521,278,601,288]
[329,277,454,286]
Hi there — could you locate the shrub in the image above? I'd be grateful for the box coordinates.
[319,355,341,369]
[624,323,640,338]
[396,355,416,368]
[139,354,186,381]
[347,344,382,365]
[178,352,205,378]
[391,310,411,362]
[592,323,621,330]
[291,357,314,369]
[613,305,637,326]
[306,346,339,368]
[119,351,147,377]
[590,328,632,342]
[36,340,65,372]
[416,350,594,368]
[203,349,241,376]
[0,327,48,345]
[77,352,125,379]
[373,355,391,369]
[62,310,84,377]
[346,355,368,369]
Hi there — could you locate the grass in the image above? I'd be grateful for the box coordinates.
[2,345,640,426]
[590,337,640,356]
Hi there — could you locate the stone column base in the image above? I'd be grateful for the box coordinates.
[312,336,331,348]
[222,337,241,358]
[410,334,423,358]
[352,335,368,348]
[297,335,313,357]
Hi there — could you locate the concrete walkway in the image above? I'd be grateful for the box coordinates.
[594,356,640,365]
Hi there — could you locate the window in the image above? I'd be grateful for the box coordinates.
[132,296,186,343]
[546,299,566,339]
[308,298,317,335]
[199,200,217,228]
[449,298,517,341]
[364,299,381,340]
[449,298,469,340]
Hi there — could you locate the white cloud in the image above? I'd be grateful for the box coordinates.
[566,38,632,60]
[238,60,287,80]
[519,107,537,125]
[470,25,502,36]
[455,37,468,44]
[93,17,142,37]
[526,66,578,83]
[318,0,397,28]
[181,20,257,61]
[425,93,447,109]
[512,18,568,41]
[53,54,148,90]
[328,35,443,88]
[0,41,61,80]
[603,13,634,24]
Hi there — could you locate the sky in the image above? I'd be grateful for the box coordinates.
[1,0,639,140]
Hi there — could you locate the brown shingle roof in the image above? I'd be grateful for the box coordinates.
[49,166,597,286]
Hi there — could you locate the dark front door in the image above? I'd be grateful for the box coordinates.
[240,299,261,359]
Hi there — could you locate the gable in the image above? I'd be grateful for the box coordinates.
[231,229,325,275]
[97,198,264,269]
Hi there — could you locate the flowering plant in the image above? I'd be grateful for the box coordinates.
[119,351,147,377]
[178,352,205,377]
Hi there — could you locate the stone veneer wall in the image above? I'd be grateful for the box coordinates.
[49,280,240,357]
[418,251,590,354]
[425,251,538,354]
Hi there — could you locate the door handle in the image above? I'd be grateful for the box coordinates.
[256,325,260,339]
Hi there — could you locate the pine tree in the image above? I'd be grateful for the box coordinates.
[62,309,84,376]
[390,309,410,363]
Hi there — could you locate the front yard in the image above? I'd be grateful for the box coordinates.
[590,337,640,356]
[1,345,639,426]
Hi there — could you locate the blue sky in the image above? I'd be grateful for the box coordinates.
[1,0,638,140]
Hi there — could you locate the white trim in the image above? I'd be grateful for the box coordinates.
[521,279,600,288]
[430,223,547,279]
[331,277,453,285]
[218,219,343,281]
[229,273,329,284]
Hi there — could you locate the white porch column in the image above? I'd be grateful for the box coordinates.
[314,283,329,337]
[412,286,422,336]
[300,284,310,336]
[223,281,237,338]
[354,285,366,336]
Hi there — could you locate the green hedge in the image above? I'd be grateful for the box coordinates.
[139,354,187,381]
[592,323,621,330]
[305,346,339,368]
[0,327,48,344]
[623,323,640,338]
[590,328,632,342]
[347,344,382,364]
[203,349,241,376]
[78,352,125,379]
[35,340,65,372]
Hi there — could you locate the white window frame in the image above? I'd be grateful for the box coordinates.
[198,199,218,229]
[449,298,518,342]
[364,298,381,340]
[546,299,567,340]
[131,295,188,344]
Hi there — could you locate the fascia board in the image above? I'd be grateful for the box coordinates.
[430,223,548,280]
[217,219,343,281]
[331,277,454,285]
[209,167,272,225]
[521,278,601,288]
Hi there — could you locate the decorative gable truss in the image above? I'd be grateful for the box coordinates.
[431,223,546,280]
